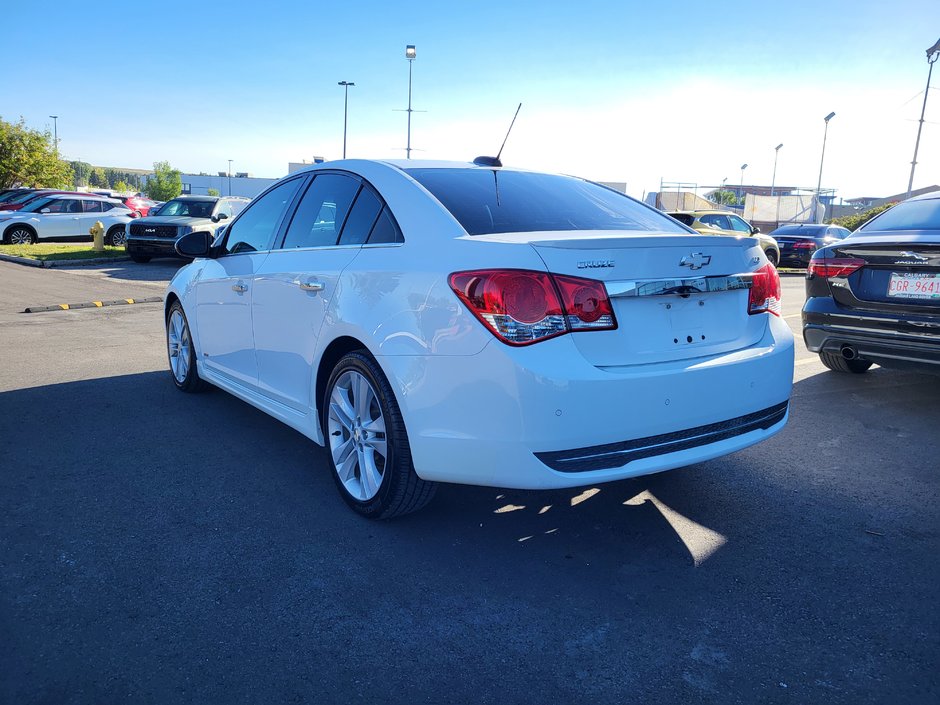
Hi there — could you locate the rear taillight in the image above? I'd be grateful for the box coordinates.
[793,241,816,250]
[748,263,782,317]
[807,257,865,278]
[449,269,617,345]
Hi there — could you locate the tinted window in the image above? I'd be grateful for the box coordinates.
[82,200,104,212]
[699,214,732,230]
[407,168,684,236]
[157,199,217,217]
[339,187,383,245]
[368,207,403,244]
[668,213,695,226]
[770,225,827,237]
[728,216,752,233]
[223,178,303,255]
[858,200,940,231]
[282,173,360,249]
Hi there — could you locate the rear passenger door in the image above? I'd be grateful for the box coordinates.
[37,198,84,240]
[251,172,382,415]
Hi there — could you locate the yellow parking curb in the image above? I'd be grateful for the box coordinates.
[24,296,162,314]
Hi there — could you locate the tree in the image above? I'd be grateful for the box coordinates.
[712,189,738,206]
[89,167,108,188]
[0,116,73,189]
[145,161,182,201]
[113,180,132,193]
[830,202,897,231]
[207,188,220,197]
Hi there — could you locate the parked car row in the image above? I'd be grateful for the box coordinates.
[0,188,160,218]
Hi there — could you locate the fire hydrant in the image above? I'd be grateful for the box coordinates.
[90,220,105,252]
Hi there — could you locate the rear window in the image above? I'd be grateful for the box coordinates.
[770,225,827,237]
[407,168,686,236]
[668,213,695,226]
[858,199,940,232]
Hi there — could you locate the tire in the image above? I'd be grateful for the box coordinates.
[166,301,207,393]
[5,226,37,245]
[819,350,873,374]
[130,253,151,263]
[106,226,127,247]
[766,248,778,267]
[323,351,436,519]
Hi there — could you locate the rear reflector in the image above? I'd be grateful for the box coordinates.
[748,263,782,316]
[449,269,617,345]
[807,257,865,278]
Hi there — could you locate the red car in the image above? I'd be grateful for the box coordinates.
[121,196,159,218]
[0,190,99,212]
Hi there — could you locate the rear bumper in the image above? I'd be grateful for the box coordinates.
[803,298,940,369]
[380,315,794,489]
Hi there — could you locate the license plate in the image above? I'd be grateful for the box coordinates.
[887,271,940,299]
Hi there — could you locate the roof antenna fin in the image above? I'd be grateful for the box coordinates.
[473,103,522,168]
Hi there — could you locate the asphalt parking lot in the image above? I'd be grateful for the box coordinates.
[1,260,937,704]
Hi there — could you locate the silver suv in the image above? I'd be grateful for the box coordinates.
[125,195,249,263]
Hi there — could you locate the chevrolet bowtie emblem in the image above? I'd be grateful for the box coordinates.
[680,252,711,270]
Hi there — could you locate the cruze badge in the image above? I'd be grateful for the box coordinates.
[680,252,711,270]
[577,260,615,269]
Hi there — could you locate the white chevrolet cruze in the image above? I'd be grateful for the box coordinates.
[164,159,794,518]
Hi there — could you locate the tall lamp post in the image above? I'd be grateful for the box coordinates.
[405,44,416,159]
[739,163,748,207]
[227,159,233,196]
[338,81,355,159]
[49,115,58,155]
[770,143,783,196]
[907,38,940,199]
[816,111,836,223]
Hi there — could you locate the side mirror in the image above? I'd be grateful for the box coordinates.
[211,212,229,223]
[751,225,761,234]
[175,230,214,258]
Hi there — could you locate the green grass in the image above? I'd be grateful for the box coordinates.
[0,244,128,261]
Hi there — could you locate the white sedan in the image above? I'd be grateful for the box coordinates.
[164,159,794,518]
[0,194,132,245]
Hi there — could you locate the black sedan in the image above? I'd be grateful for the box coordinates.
[770,223,851,268]
[802,192,940,374]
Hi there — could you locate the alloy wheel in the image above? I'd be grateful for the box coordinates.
[167,309,192,384]
[8,228,33,245]
[327,370,388,501]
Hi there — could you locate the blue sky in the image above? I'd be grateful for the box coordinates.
[3,0,939,199]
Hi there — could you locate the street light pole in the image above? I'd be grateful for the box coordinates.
[739,163,748,208]
[49,115,58,155]
[907,38,940,199]
[227,159,233,196]
[405,45,416,159]
[816,112,836,223]
[338,81,355,159]
[771,143,783,196]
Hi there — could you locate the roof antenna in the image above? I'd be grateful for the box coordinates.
[473,103,522,168]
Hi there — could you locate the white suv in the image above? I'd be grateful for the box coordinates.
[0,195,133,245]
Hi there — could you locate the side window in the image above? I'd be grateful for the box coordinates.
[699,214,731,230]
[282,173,360,249]
[43,199,68,213]
[338,187,383,245]
[222,178,303,255]
[728,216,751,233]
[64,199,82,214]
[215,200,234,219]
[82,200,104,213]
[367,207,404,245]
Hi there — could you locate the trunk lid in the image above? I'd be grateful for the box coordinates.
[516,231,768,366]
[828,236,940,311]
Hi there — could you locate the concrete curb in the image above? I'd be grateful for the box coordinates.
[24,296,163,314]
[0,253,131,268]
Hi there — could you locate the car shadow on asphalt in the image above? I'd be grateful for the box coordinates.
[56,259,185,283]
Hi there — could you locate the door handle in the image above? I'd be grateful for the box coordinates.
[232,282,248,293]
[295,278,325,292]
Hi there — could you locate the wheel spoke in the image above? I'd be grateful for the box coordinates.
[360,448,383,497]
[354,373,374,420]
[361,414,385,435]
[365,437,387,460]
[332,437,357,480]
[329,384,356,432]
